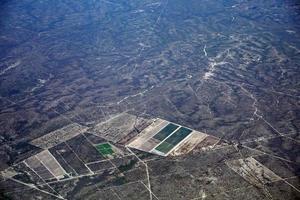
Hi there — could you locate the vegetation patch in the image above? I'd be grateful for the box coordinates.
[96,143,114,156]
[153,123,179,141]
[155,127,192,154]
[118,159,138,172]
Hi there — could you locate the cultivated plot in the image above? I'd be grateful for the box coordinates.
[30,123,88,149]
[66,134,105,163]
[169,131,208,156]
[127,118,218,156]
[226,157,282,188]
[35,150,67,179]
[86,160,115,173]
[49,142,91,176]
[92,113,152,143]
[195,135,220,149]
[127,118,168,152]
[24,156,54,180]
[153,126,192,155]
[96,143,114,156]
[24,150,67,181]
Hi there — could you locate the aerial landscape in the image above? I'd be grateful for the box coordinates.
[0,0,300,199]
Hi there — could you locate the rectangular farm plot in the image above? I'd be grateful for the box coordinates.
[226,157,281,188]
[127,118,218,157]
[24,155,55,181]
[153,123,179,141]
[49,147,77,176]
[92,113,151,143]
[35,150,67,179]
[49,142,91,176]
[86,160,115,173]
[30,123,88,149]
[154,127,192,154]
[197,135,220,149]
[96,143,114,156]
[66,134,105,163]
[169,131,208,156]
[127,119,168,152]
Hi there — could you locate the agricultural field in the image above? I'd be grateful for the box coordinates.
[154,127,192,154]
[30,124,88,149]
[1,0,300,199]
[169,131,208,156]
[128,118,220,156]
[96,143,114,156]
[92,113,153,143]
[0,115,229,199]
[153,123,179,141]
[226,157,282,188]
[1,118,300,199]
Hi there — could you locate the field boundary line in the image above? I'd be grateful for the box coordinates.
[8,177,65,200]
[23,161,63,199]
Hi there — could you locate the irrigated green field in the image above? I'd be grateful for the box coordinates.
[155,127,192,154]
[96,143,114,155]
[153,123,179,141]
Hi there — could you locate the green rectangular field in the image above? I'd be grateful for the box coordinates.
[155,141,174,153]
[155,127,192,154]
[99,143,111,149]
[153,123,179,141]
[96,143,114,155]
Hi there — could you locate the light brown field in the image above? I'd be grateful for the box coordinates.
[195,135,220,150]
[24,155,54,180]
[127,118,168,152]
[30,123,88,149]
[226,157,281,188]
[169,131,208,156]
[35,150,67,179]
[93,113,151,142]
